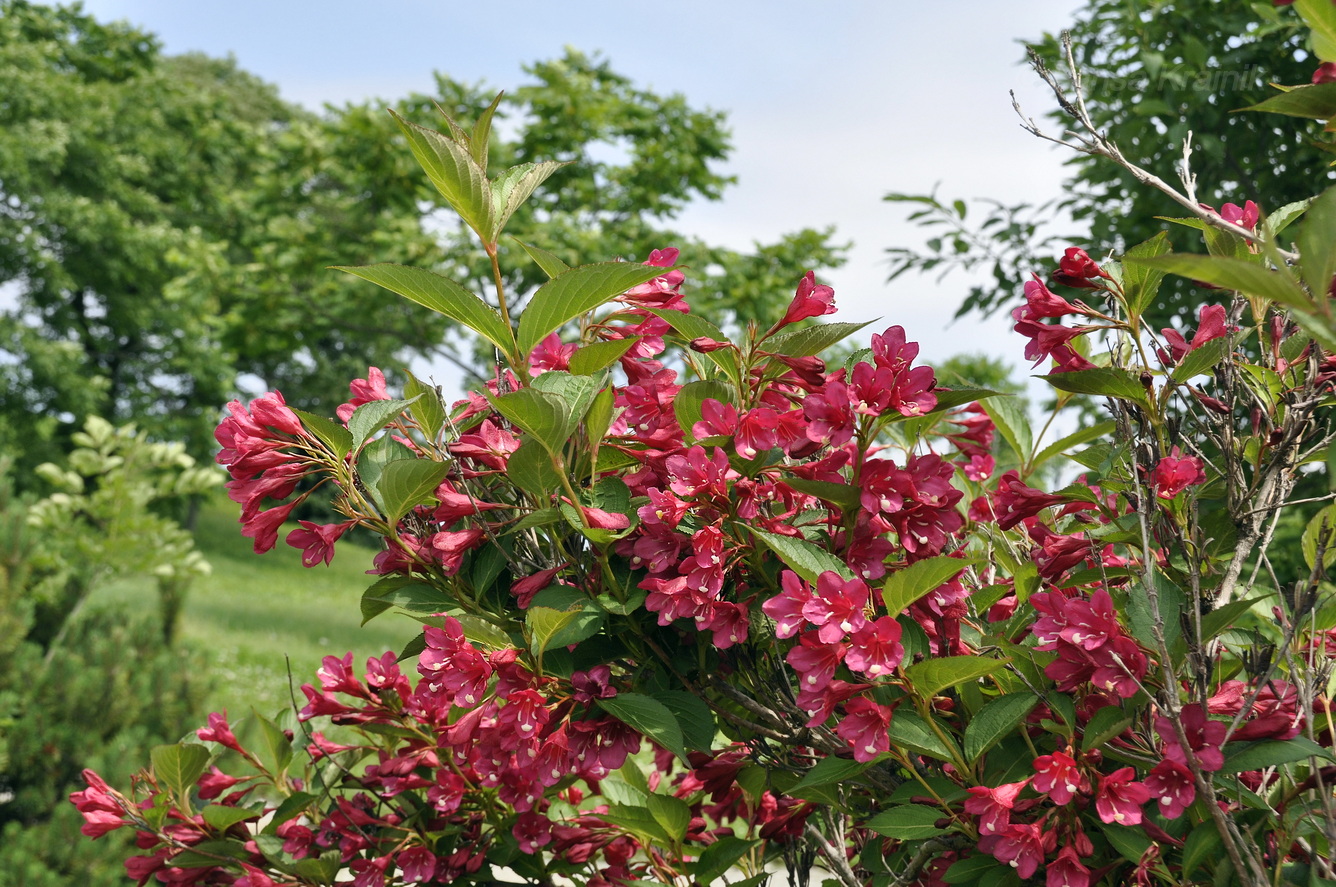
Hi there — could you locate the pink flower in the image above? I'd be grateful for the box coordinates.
[1046,846,1092,887]
[1152,446,1206,499]
[196,711,245,754]
[1161,303,1230,363]
[286,520,353,567]
[844,616,904,677]
[1156,704,1226,772]
[69,770,125,838]
[337,367,391,422]
[964,780,1028,835]
[762,571,813,639]
[1052,247,1108,288]
[397,846,439,883]
[1024,273,1081,318]
[1218,200,1260,231]
[1032,750,1082,805]
[1094,767,1151,825]
[1315,62,1336,84]
[981,822,1048,879]
[801,572,870,643]
[241,500,299,554]
[1143,760,1196,819]
[777,271,837,327]
[786,631,846,693]
[835,696,892,762]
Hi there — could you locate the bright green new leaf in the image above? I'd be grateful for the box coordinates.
[905,656,1007,700]
[150,743,211,800]
[863,804,951,840]
[1120,231,1172,320]
[265,792,316,830]
[374,459,451,526]
[1297,0,1336,61]
[290,409,353,461]
[253,711,293,777]
[402,370,447,440]
[1262,198,1315,240]
[886,711,960,762]
[202,804,259,831]
[1243,82,1336,119]
[646,793,692,844]
[963,693,1038,764]
[743,526,852,583]
[517,263,669,358]
[388,110,494,239]
[584,386,617,454]
[489,161,567,242]
[881,556,971,616]
[1171,336,1234,382]
[507,439,563,496]
[334,264,516,357]
[532,371,601,440]
[1041,367,1152,410]
[527,605,603,656]
[1298,186,1336,307]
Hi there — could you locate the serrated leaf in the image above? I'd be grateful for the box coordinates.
[569,339,638,375]
[981,396,1033,463]
[1129,253,1309,310]
[743,526,851,583]
[1172,335,1234,382]
[963,693,1038,764]
[202,804,260,831]
[790,756,875,797]
[253,710,293,776]
[334,263,515,357]
[265,792,316,830]
[527,606,602,656]
[864,804,951,839]
[489,161,566,241]
[905,656,1007,700]
[886,711,959,762]
[467,91,502,168]
[507,438,563,496]
[518,263,669,358]
[1220,736,1335,773]
[881,556,971,616]
[1263,198,1315,240]
[532,371,601,440]
[1243,81,1336,118]
[652,691,715,752]
[1030,421,1117,472]
[375,459,451,526]
[1041,367,1152,409]
[389,110,494,239]
[488,388,568,455]
[347,397,419,452]
[512,237,570,279]
[598,692,688,761]
[646,793,691,844]
[402,370,446,440]
[290,409,352,460]
[765,321,874,357]
[509,506,562,533]
[150,743,211,800]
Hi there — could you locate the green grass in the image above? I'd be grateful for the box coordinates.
[98,496,414,720]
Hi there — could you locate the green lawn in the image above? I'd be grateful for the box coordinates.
[104,497,414,720]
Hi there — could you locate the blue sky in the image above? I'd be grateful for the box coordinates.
[80,0,1087,395]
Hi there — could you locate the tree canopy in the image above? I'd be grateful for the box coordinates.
[0,0,845,471]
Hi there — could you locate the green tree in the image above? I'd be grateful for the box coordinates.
[0,4,844,471]
[885,0,1327,327]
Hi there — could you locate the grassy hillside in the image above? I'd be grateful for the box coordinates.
[100,497,414,721]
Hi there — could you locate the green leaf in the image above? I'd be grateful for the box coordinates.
[374,459,451,526]
[1030,421,1117,472]
[597,802,673,847]
[783,478,861,514]
[518,263,668,358]
[1298,0,1336,59]
[765,321,874,357]
[598,692,688,762]
[1127,574,1185,650]
[528,605,603,656]
[569,338,638,375]
[674,380,734,442]
[253,710,293,777]
[467,91,502,168]
[1041,367,1151,409]
[981,396,1033,463]
[512,237,570,279]
[928,387,1005,414]
[1245,80,1336,118]
[963,693,1039,764]
[361,577,450,617]
[347,397,418,452]
[162,839,252,869]
[1172,335,1234,382]
[507,438,563,496]
[944,854,1009,884]
[509,506,562,533]
[488,388,568,455]
[1080,705,1134,752]
[333,263,516,357]
[789,756,875,799]
[1121,231,1172,320]
[265,792,316,830]
[202,804,259,831]
[742,526,852,583]
[290,409,352,460]
[693,836,762,886]
[646,793,692,844]
[641,306,741,383]
[455,614,514,651]
[402,370,447,440]
[489,161,567,241]
[532,371,601,440]
[886,710,960,762]
[149,743,211,800]
[881,556,971,616]
[1129,253,1309,310]
[905,656,1007,700]
[1298,187,1336,307]
[1181,821,1223,879]
[388,110,493,238]
[651,690,715,752]
[355,435,415,506]
[1098,820,1152,863]
[863,804,951,840]
[1220,736,1336,773]
[1262,198,1315,240]
[1199,596,1267,642]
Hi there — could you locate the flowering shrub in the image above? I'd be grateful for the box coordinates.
[74,10,1336,885]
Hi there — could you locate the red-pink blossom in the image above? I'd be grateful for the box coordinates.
[777,271,837,327]
[1152,446,1207,499]
[1032,749,1082,805]
[286,520,353,567]
[834,696,892,762]
[964,780,1028,835]
[1046,846,1092,887]
[1143,760,1196,819]
[1094,767,1151,825]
